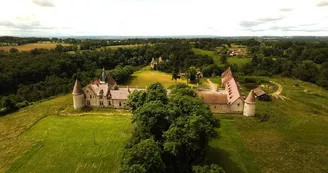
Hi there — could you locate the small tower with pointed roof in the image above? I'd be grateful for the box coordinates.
[243,90,256,116]
[72,79,85,109]
[100,68,107,84]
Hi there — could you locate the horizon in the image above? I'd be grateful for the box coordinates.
[1,0,328,37]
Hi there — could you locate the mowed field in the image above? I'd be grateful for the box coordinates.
[0,95,133,173]
[0,43,70,51]
[192,48,251,68]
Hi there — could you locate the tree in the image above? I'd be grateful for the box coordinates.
[55,44,64,52]
[193,164,225,173]
[220,54,227,64]
[133,101,175,141]
[2,97,16,109]
[171,69,179,83]
[127,90,147,111]
[9,48,18,53]
[292,60,319,83]
[187,66,198,83]
[121,138,166,173]
[146,82,168,103]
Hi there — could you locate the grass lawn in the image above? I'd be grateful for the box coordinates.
[207,119,260,173]
[0,94,132,173]
[0,43,70,51]
[121,68,189,88]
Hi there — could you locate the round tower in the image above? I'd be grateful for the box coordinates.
[72,79,85,109]
[243,90,256,116]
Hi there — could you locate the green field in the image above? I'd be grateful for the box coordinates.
[213,77,328,173]
[121,68,188,88]
[1,76,328,173]
[192,48,251,68]
[0,95,133,173]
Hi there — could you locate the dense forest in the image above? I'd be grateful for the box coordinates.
[1,37,328,115]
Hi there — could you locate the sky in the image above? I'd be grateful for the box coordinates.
[0,0,328,37]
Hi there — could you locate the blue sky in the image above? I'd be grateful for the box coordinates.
[0,0,328,36]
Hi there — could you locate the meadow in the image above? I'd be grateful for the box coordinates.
[1,75,328,173]
[192,48,251,68]
[209,77,328,173]
[0,95,133,173]
[0,43,70,51]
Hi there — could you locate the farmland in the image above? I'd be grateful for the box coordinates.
[0,43,70,51]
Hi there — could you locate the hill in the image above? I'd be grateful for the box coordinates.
[1,76,328,173]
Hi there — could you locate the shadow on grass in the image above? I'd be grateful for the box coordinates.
[119,76,137,87]
[206,146,245,173]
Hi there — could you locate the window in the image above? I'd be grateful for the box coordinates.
[99,101,103,106]
[214,106,216,109]
[86,100,90,106]
[119,101,122,107]
[99,95,103,99]
[238,103,240,106]
[89,95,92,99]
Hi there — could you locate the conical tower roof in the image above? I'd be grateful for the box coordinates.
[72,80,84,95]
[245,90,255,103]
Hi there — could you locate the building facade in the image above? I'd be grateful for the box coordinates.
[198,67,256,116]
[72,69,143,109]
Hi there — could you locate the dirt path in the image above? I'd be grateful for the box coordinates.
[207,79,218,92]
[270,81,289,100]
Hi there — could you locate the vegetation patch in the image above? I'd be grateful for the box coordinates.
[0,43,70,51]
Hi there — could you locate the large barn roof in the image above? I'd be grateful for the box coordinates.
[198,92,228,104]
[226,77,243,104]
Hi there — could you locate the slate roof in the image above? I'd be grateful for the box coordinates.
[72,80,84,95]
[245,90,255,103]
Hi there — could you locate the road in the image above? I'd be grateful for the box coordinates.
[207,79,218,92]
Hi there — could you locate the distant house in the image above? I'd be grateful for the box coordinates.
[150,56,164,70]
[229,49,246,56]
[253,87,271,101]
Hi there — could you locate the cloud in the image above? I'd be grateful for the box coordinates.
[240,17,284,27]
[317,1,328,7]
[0,19,55,31]
[0,21,16,27]
[279,8,293,12]
[32,0,55,7]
